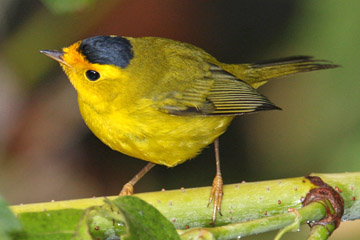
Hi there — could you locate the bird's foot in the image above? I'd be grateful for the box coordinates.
[119,182,134,196]
[208,173,223,222]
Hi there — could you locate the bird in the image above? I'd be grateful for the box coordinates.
[41,35,338,222]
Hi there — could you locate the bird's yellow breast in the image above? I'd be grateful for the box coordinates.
[78,97,233,167]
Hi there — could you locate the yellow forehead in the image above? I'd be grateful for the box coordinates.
[62,41,93,70]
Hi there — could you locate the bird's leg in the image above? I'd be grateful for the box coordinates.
[119,162,156,196]
[208,138,223,222]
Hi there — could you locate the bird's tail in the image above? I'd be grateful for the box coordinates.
[229,56,339,89]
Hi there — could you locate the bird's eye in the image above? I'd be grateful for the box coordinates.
[85,70,100,81]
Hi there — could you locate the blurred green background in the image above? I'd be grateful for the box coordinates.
[0,0,359,238]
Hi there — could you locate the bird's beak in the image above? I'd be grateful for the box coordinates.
[40,50,71,67]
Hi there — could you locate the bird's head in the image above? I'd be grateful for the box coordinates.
[41,36,134,105]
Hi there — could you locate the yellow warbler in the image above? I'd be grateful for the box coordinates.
[41,35,338,221]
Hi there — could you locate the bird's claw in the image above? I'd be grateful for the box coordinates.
[119,182,134,196]
[208,173,223,222]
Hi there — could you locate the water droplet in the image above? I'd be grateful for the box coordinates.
[117,222,124,226]
[237,235,242,239]
[138,211,144,216]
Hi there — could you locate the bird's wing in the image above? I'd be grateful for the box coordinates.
[155,63,280,116]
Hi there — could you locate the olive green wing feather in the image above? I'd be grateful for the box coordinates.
[156,63,280,116]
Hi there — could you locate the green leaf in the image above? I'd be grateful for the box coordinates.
[0,195,22,239]
[72,208,93,240]
[15,209,84,240]
[73,205,126,240]
[73,196,180,239]
[79,196,180,240]
[113,196,180,240]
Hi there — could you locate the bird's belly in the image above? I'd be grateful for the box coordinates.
[79,102,234,167]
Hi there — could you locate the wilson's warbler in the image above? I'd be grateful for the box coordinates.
[41,35,338,222]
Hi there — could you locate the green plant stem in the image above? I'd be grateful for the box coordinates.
[307,223,336,240]
[11,173,359,230]
[180,202,326,240]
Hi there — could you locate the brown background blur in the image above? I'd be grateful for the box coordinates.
[0,0,359,239]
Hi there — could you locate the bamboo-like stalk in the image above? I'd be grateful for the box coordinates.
[10,172,359,235]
